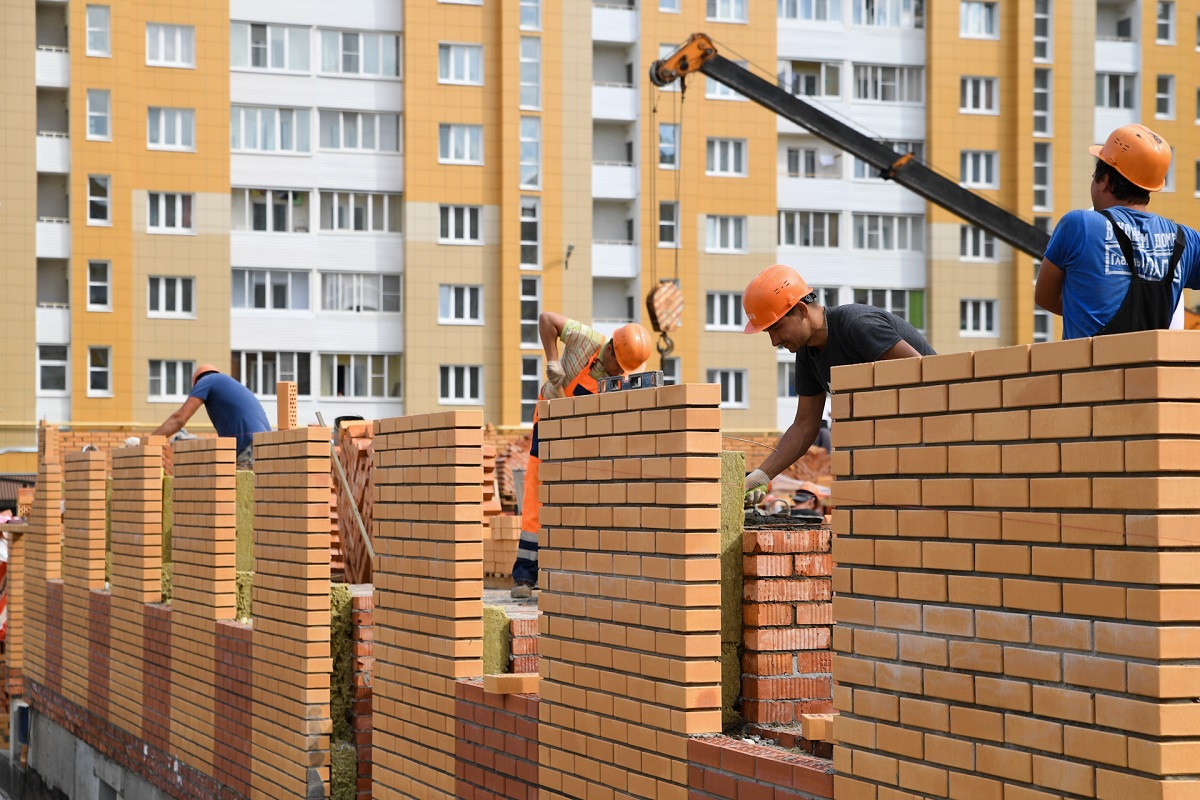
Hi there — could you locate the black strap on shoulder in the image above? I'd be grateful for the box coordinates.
[1098,209,1143,283]
[1166,223,1185,282]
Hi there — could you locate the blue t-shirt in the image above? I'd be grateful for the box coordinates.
[189,373,271,452]
[1044,207,1200,339]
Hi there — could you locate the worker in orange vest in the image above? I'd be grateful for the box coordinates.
[511,314,652,598]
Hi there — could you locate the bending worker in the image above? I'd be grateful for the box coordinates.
[150,364,271,470]
[741,265,935,500]
[511,314,652,598]
[1035,124,1200,337]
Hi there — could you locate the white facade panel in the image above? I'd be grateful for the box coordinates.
[35,308,71,345]
[231,72,403,113]
[592,6,638,43]
[231,311,405,354]
[777,396,798,433]
[778,28,925,66]
[1094,40,1139,74]
[229,0,402,32]
[231,232,404,272]
[36,397,71,424]
[36,221,71,259]
[35,49,69,88]
[1095,107,1140,143]
[777,104,925,141]
[777,176,925,214]
[36,135,70,174]
[775,250,926,289]
[592,163,638,200]
[592,85,638,121]
[232,153,404,193]
[592,243,639,279]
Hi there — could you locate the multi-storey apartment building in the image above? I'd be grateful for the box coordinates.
[4,0,1198,471]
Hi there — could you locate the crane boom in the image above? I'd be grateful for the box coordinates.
[650,34,1051,260]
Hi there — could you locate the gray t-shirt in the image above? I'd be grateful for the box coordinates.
[795,304,935,396]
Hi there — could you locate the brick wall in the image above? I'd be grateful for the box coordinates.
[689,737,833,800]
[455,679,539,800]
[831,331,1200,800]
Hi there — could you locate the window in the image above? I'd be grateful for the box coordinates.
[320,30,400,77]
[707,369,748,408]
[321,354,402,398]
[852,214,924,251]
[960,1,998,37]
[659,124,679,168]
[1157,1,1175,42]
[706,216,747,253]
[853,0,925,28]
[438,124,483,164]
[321,273,401,312]
[707,0,749,22]
[779,210,840,247]
[146,23,195,67]
[231,107,312,154]
[521,0,542,29]
[1033,309,1052,343]
[87,261,111,311]
[779,0,842,20]
[147,192,194,233]
[787,148,817,178]
[86,6,111,56]
[1095,73,1135,109]
[853,65,924,103]
[232,351,311,396]
[960,226,997,260]
[438,284,483,324]
[88,346,111,396]
[781,61,841,98]
[706,292,745,330]
[853,140,923,179]
[231,269,310,310]
[1195,160,1200,196]
[520,118,541,189]
[1033,69,1051,134]
[148,276,195,317]
[87,90,111,141]
[1164,148,1175,192]
[318,111,401,152]
[147,107,196,151]
[520,199,540,267]
[706,138,748,176]
[230,23,310,72]
[521,357,541,424]
[814,286,840,306]
[706,62,748,100]
[520,38,541,109]
[438,43,483,85]
[439,205,482,244]
[88,176,111,225]
[1156,75,1174,118]
[520,277,541,346]
[778,361,797,398]
[659,202,679,246]
[1033,143,1051,210]
[960,299,998,337]
[661,357,680,386]
[232,189,311,233]
[960,77,998,114]
[1033,0,1051,60]
[662,0,682,12]
[37,346,69,394]
[960,150,999,188]
[148,360,195,400]
[854,288,913,321]
[318,192,402,233]
[439,365,483,404]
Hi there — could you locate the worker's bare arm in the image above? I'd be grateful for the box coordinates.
[757,393,825,479]
[1034,259,1065,315]
[879,340,923,360]
[150,396,204,439]
[539,312,569,361]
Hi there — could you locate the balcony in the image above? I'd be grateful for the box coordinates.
[1094,39,1138,73]
[592,83,638,121]
[35,307,70,346]
[592,318,634,339]
[36,133,70,173]
[36,218,70,259]
[35,47,69,88]
[593,4,638,43]
[592,242,639,279]
[592,162,638,200]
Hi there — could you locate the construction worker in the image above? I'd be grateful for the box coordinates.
[511,314,652,598]
[149,364,271,470]
[1035,124,1200,338]
[741,265,934,502]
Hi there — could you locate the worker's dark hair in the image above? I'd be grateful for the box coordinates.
[1093,159,1150,205]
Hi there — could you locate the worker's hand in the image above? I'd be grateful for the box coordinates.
[744,468,770,507]
[542,381,565,400]
[546,360,568,387]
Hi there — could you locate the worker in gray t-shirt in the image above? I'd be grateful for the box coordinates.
[740,265,935,501]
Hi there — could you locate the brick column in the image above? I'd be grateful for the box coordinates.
[537,383,724,800]
[372,411,484,800]
[250,428,332,800]
[170,438,238,776]
[350,586,374,800]
[6,522,25,698]
[61,451,107,709]
[23,454,62,690]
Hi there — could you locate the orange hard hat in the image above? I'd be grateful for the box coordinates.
[742,264,813,334]
[192,363,219,385]
[611,323,652,372]
[1089,124,1172,192]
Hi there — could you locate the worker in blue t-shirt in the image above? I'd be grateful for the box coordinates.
[1035,124,1200,339]
[150,364,271,469]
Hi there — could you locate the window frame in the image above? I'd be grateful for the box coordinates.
[147,106,196,152]
[959,76,999,114]
[853,64,924,104]
[320,272,402,313]
[779,209,840,248]
[960,150,1000,189]
[705,292,746,331]
[232,351,312,396]
[37,345,70,396]
[437,123,484,165]
[87,346,112,397]
[1156,74,1175,119]
[88,175,112,226]
[520,276,541,348]
[658,201,680,247]
[319,353,402,399]
[147,192,195,234]
[658,123,679,169]
[232,188,312,234]
[439,364,484,405]
[705,215,748,253]
[438,205,483,245]
[661,0,682,12]
[86,5,111,57]
[148,359,196,402]
[230,22,311,73]
[147,275,196,318]
[87,261,112,311]
[853,288,913,322]
[519,37,541,110]
[520,0,542,29]
[231,106,313,154]
[852,0,924,29]
[146,23,196,68]
[959,0,999,38]
[959,225,998,261]
[778,0,843,21]
[707,0,749,23]
[1095,72,1136,109]
[781,60,842,99]
[851,213,925,252]
[231,268,311,311]
[1033,69,1052,135]
[437,43,484,85]
[437,284,484,325]
[1033,0,1052,61]
[318,110,402,153]
[1157,0,1175,43]
[520,198,541,268]
[1033,142,1052,210]
[520,117,542,189]
[318,30,401,78]
[707,368,749,408]
[960,298,999,338]
[317,191,402,234]
[705,138,749,177]
[520,355,541,425]
[87,89,112,141]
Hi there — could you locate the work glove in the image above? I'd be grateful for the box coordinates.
[546,360,568,388]
[744,468,770,507]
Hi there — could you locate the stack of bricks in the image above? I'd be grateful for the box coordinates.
[742,527,834,726]
[482,443,501,521]
[251,428,333,799]
[371,411,485,799]
[454,678,540,800]
[335,421,375,584]
[509,616,538,674]
[484,515,521,577]
[21,449,62,696]
[60,451,105,713]
[536,383,724,800]
[831,330,1200,800]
